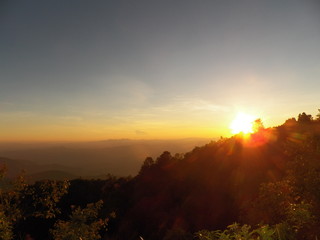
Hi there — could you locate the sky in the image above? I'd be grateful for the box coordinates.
[1,0,320,141]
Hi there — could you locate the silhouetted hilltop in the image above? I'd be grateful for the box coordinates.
[113,112,320,239]
[27,170,78,182]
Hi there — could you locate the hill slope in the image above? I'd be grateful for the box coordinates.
[114,118,320,239]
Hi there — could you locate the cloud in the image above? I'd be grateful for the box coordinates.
[151,97,230,114]
[135,130,147,135]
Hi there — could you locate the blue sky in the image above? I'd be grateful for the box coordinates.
[1,0,320,141]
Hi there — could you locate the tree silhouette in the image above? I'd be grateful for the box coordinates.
[298,112,312,123]
[252,118,264,132]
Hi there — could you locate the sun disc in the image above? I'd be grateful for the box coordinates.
[230,113,256,134]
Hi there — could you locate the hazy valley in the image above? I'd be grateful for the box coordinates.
[0,138,212,180]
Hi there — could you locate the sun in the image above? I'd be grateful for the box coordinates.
[230,113,256,134]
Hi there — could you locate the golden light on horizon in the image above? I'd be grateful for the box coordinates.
[230,113,256,134]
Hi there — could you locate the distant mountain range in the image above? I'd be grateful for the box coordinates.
[0,138,212,180]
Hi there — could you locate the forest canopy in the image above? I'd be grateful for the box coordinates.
[1,111,320,240]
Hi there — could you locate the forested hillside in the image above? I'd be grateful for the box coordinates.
[1,112,320,240]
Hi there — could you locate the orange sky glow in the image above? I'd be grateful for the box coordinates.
[1,1,320,142]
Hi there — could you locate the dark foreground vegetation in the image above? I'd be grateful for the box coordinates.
[1,111,320,240]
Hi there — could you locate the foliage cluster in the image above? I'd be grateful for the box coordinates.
[51,200,108,240]
[0,168,117,240]
[195,223,280,240]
